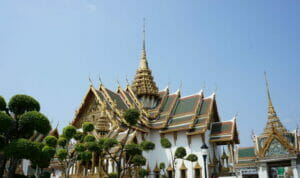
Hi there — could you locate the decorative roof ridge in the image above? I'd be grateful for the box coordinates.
[205,92,215,99]
[179,92,203,100]
[116,87,133,108]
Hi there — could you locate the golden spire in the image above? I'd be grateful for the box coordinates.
[264,72,276,117]
[132,19,159,98]
[262,72,287,136]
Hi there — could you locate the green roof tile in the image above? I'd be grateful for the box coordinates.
[238,147,256,158]
[106,89,128,110]
[173,96,199,115]
[161,95,176,113]
[198,99,211,115]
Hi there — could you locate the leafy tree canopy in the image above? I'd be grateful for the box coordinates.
[57,149,67,160]
[159,162,165,170]
[19,111,51,137]
[160,138,172,148]
[85,142,99,152]
[102,138,118,150]
[186,154,198,162]
[57,137,67,147]
[74,131,84,141]
[175,147,187,159]
[44,136,57,147]
[82,122,94,133]
[139,168,149,178]
[78,151,92,161]
[84,134,96,142]
[123,108,139,126]
[4,139,39,160]
[0,96,6,111]
[125,143,142,156]
[140,140,155,151]
[131,154,146,166]
[42,146,56,158]
[75,143,86,152]
[8,95,40,115]
[62,125,76,140]
[0,112,14,134]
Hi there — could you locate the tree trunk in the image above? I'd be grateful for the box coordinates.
[7,158,18,178]
[0,155,7,178]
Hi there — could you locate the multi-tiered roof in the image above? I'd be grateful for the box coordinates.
[71,30,239,146]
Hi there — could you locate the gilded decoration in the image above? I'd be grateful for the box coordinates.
[265,138,289,157]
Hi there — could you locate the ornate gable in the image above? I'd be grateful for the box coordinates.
[265,138,289,157]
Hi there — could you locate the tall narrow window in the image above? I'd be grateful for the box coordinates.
[155,172,160,178]
[167,170,173,178]
[195,168,201,178]
[181,170,186,178]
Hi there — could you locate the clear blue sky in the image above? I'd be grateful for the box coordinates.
[1,0,300,146]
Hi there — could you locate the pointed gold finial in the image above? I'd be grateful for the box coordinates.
[139,18,149,70]
[98,75,103,86]
[89,75,93,86]
[131,19,159,99]
[264,72,276,116]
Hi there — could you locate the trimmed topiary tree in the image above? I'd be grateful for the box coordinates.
[98,108,155,178]
[160,138,198,178]
[0,94,52,178]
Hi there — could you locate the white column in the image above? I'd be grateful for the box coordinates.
[291,160,299,178]
[258,163,268,178]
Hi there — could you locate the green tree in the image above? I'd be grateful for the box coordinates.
[56,123,101,178]
[0,95,52,178]
[99,109,155,178]
[160,138,198,178]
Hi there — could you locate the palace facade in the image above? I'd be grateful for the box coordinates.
[64,35,239,178]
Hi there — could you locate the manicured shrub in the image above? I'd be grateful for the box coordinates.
[186,154,198,162]
[75,143,86,152]
[85,142,99,152]
[103,138,118,150]
[57,137,67,147]
[0,112,13,133]
[84,134,96,142]
[123,108,139,126]
[140,140,155,151]
[57,149,67,160]
[82,122,94,132]
[131,154,146,166]
[4,139,39,160]
[0,96,6,111]
[125,143,142,156]
[42,146,56,158]
[44,136,57,147]
[62,125,76,140]
[139,168,149,177]
[175,147,187,159]
[160,138,172,148]
[74,131,84,141]
[8,95,40,115]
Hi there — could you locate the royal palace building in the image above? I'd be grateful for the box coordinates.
[61,32,240,178]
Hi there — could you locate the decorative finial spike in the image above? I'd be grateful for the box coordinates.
[143,18,146,50]
[117,79,121,88]
[89,75,93,86]
[264,71,276,116]
[125,75,129,86]
[98,75,103,86]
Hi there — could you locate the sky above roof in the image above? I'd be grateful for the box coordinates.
[1,0,300,146]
